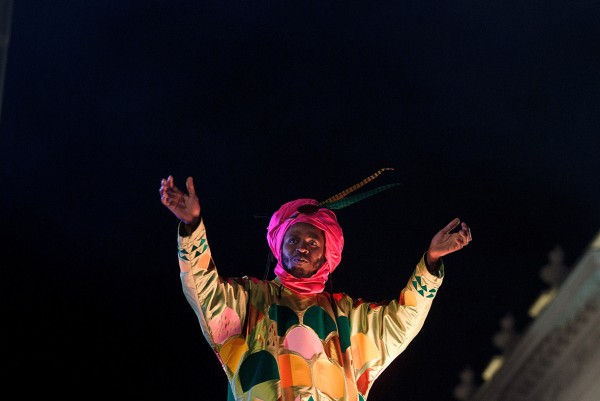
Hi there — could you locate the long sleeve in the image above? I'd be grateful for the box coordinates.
[178,219,250,352]
[336,253,444,398]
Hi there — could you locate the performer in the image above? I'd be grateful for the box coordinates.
[159,170,472,401]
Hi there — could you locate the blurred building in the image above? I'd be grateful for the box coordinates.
[455,230,600,401]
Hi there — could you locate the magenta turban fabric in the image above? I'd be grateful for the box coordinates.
[266,199,344,294]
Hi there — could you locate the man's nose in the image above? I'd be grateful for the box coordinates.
[296,243,309,253]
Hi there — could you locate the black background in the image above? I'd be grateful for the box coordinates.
[3,1,600,400]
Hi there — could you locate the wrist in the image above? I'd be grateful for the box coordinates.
[181,217,201,236]
[425,252,441,274]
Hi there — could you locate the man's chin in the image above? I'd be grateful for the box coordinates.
[287,266,315,279]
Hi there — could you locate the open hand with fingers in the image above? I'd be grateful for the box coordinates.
[159,175,201,228]
[427,218,472,266]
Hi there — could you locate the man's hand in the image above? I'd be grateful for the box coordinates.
[427,218,472,266]
[159,175,201,227]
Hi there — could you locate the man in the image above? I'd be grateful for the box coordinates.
[159,174,472,401]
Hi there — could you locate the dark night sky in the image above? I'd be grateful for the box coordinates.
[3,1,600,400]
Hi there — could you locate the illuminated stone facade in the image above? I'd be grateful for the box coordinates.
[470,230,600,401]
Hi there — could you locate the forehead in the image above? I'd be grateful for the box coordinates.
[284,222,325,239]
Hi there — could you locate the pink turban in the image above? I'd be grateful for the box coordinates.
[266,199,344,294]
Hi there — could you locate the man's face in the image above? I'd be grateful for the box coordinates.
[281,222,326,278]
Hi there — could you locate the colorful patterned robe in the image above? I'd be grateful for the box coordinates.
[178,219,443,401]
